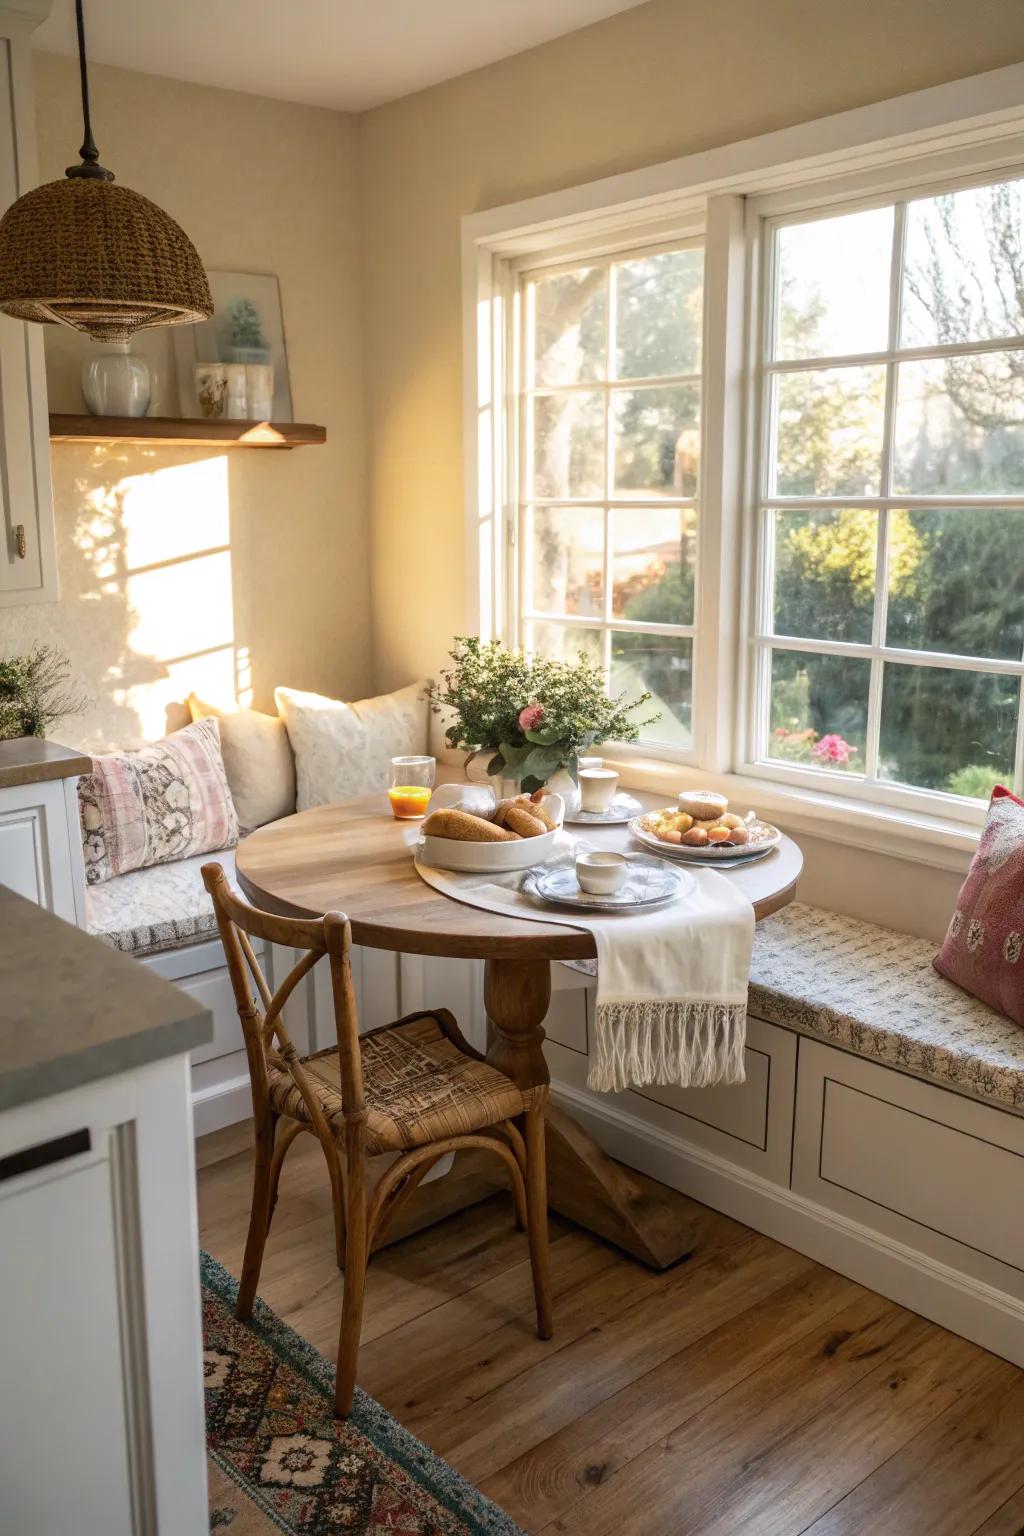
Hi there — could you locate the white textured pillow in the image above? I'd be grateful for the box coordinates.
[187,694,296,832]
[275,680,429,811]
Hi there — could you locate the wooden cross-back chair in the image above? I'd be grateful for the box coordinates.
[201,862,552,1416]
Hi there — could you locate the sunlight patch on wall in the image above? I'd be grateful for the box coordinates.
[72,453,239,742]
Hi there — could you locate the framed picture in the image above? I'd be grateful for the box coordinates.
[173,271,293,420]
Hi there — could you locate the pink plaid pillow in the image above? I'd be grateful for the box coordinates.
[78,718,238,885]
[934,785,1024,1026]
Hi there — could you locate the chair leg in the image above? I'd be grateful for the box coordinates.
[334,1142,368,1417]
[266,1120,305,1238]
[523,1102,553,1341]
[236,1115,277,1321]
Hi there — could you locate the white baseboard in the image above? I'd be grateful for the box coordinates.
[552,1079,1024,1368]
[191,1073,252,1139]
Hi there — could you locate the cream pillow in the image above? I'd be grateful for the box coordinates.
[187,694,296,832]
[275,680,429,811]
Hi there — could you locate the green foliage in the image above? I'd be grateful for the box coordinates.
[947,764,1005,801]
[429,636,658,789]
[0,645,84,740]
[227,298,266,351]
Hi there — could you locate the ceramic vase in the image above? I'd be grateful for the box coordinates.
[82,343,150,417]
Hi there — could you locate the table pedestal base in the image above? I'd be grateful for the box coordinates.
[544,1102,696,1269]
[484,955,697,1271]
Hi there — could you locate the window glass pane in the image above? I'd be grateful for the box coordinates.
[531,267,607,386]
[611,506,696,627]
[879,664,1017,797]
[768,650,869,773]
[611,634,692,748]
[902,179,1024,348]
[615,248,703,379]
[771,508,876,644]
[775,206,893,360]
[773,367,886,496]
[532,391,605,499]
[613,384,700,496]
[524,620,603,669]
[892,352,1024,496]
[523,506,604,618]
[885,508,1024,662]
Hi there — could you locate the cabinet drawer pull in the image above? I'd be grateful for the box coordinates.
[0,1128,91,1183]
[14,523,26,559]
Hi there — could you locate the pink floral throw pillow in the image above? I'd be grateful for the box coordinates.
[78,718,238,885]
[934,785,1024,1025]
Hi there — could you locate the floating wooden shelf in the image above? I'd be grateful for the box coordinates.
[48,414,326,449]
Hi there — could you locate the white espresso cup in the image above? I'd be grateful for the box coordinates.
[576,849,629,896]
[578,766,619,813]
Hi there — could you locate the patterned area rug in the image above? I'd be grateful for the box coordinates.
[202,1252,523,1535]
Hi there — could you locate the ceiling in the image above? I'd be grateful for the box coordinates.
[33,0,653,112]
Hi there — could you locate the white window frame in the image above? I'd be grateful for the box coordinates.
[512,231,706,763]
[462,62,1024,866]
[739,155,1024,829]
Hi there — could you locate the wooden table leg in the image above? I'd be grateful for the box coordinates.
[484,957,696,1270]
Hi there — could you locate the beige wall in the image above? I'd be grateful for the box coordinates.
[357,0,1024,694]
[0,54,368,751]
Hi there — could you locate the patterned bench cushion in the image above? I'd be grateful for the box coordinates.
[86,848,237,959]
[749,903,1024,1117]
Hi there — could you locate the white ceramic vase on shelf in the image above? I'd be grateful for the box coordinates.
[82,342,150,417]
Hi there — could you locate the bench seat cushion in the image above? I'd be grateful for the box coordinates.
[750,903,1024,1117]
[86,848,237,959]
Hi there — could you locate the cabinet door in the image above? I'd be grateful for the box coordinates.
[0,1154,135,1533]
[0,16,57,607]
[0,780,82,921]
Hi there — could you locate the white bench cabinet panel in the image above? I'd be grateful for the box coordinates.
[0,6,57,607]
[546,980,798,1185]
[793,1037,1024,1301]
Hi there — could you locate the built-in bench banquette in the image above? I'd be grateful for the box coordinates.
[551,900,1024,1371]
[69,680,487,1137]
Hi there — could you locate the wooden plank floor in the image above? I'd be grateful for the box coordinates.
[197,1131,1024,1535]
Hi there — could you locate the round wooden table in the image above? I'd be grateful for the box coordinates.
[236,791,802,1268]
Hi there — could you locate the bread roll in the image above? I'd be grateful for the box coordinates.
[493,794,533,828]
[422,809,519,842]
[502,806,548,838]
[527,791,559,830]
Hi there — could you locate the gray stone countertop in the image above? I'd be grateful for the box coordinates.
[0,885,213,1113]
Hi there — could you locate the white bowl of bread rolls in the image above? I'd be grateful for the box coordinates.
[419,786,564,873]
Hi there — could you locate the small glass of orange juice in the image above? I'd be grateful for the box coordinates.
[388,755,435,819]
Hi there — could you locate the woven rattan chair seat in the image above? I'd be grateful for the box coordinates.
[267,1012,525,1155]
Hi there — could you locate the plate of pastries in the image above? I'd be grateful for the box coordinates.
[630,790,781,862]
[419,788,564,873]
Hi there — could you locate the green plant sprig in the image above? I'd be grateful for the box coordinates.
[0,644,85,740]
[428,636,658,789]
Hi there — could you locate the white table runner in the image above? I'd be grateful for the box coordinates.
[414,836,755,1093]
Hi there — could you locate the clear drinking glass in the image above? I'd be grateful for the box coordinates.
[388,755,436,819]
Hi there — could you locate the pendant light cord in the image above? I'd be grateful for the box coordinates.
[66,0,113,181]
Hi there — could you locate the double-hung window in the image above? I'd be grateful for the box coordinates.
[515,241,704,754]
[751,174,1024,809]
[486,115,1024,825]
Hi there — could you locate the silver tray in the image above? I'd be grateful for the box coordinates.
[522,855,694,912]
[563,793,645,827]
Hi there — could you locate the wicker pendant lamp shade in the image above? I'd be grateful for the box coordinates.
[0,0,211,344]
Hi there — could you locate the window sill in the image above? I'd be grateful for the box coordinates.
[601,754,978,874]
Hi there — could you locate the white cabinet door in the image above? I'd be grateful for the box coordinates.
[0,780,84,922]
[0,1151,135,1533]
[0,9,57,607]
